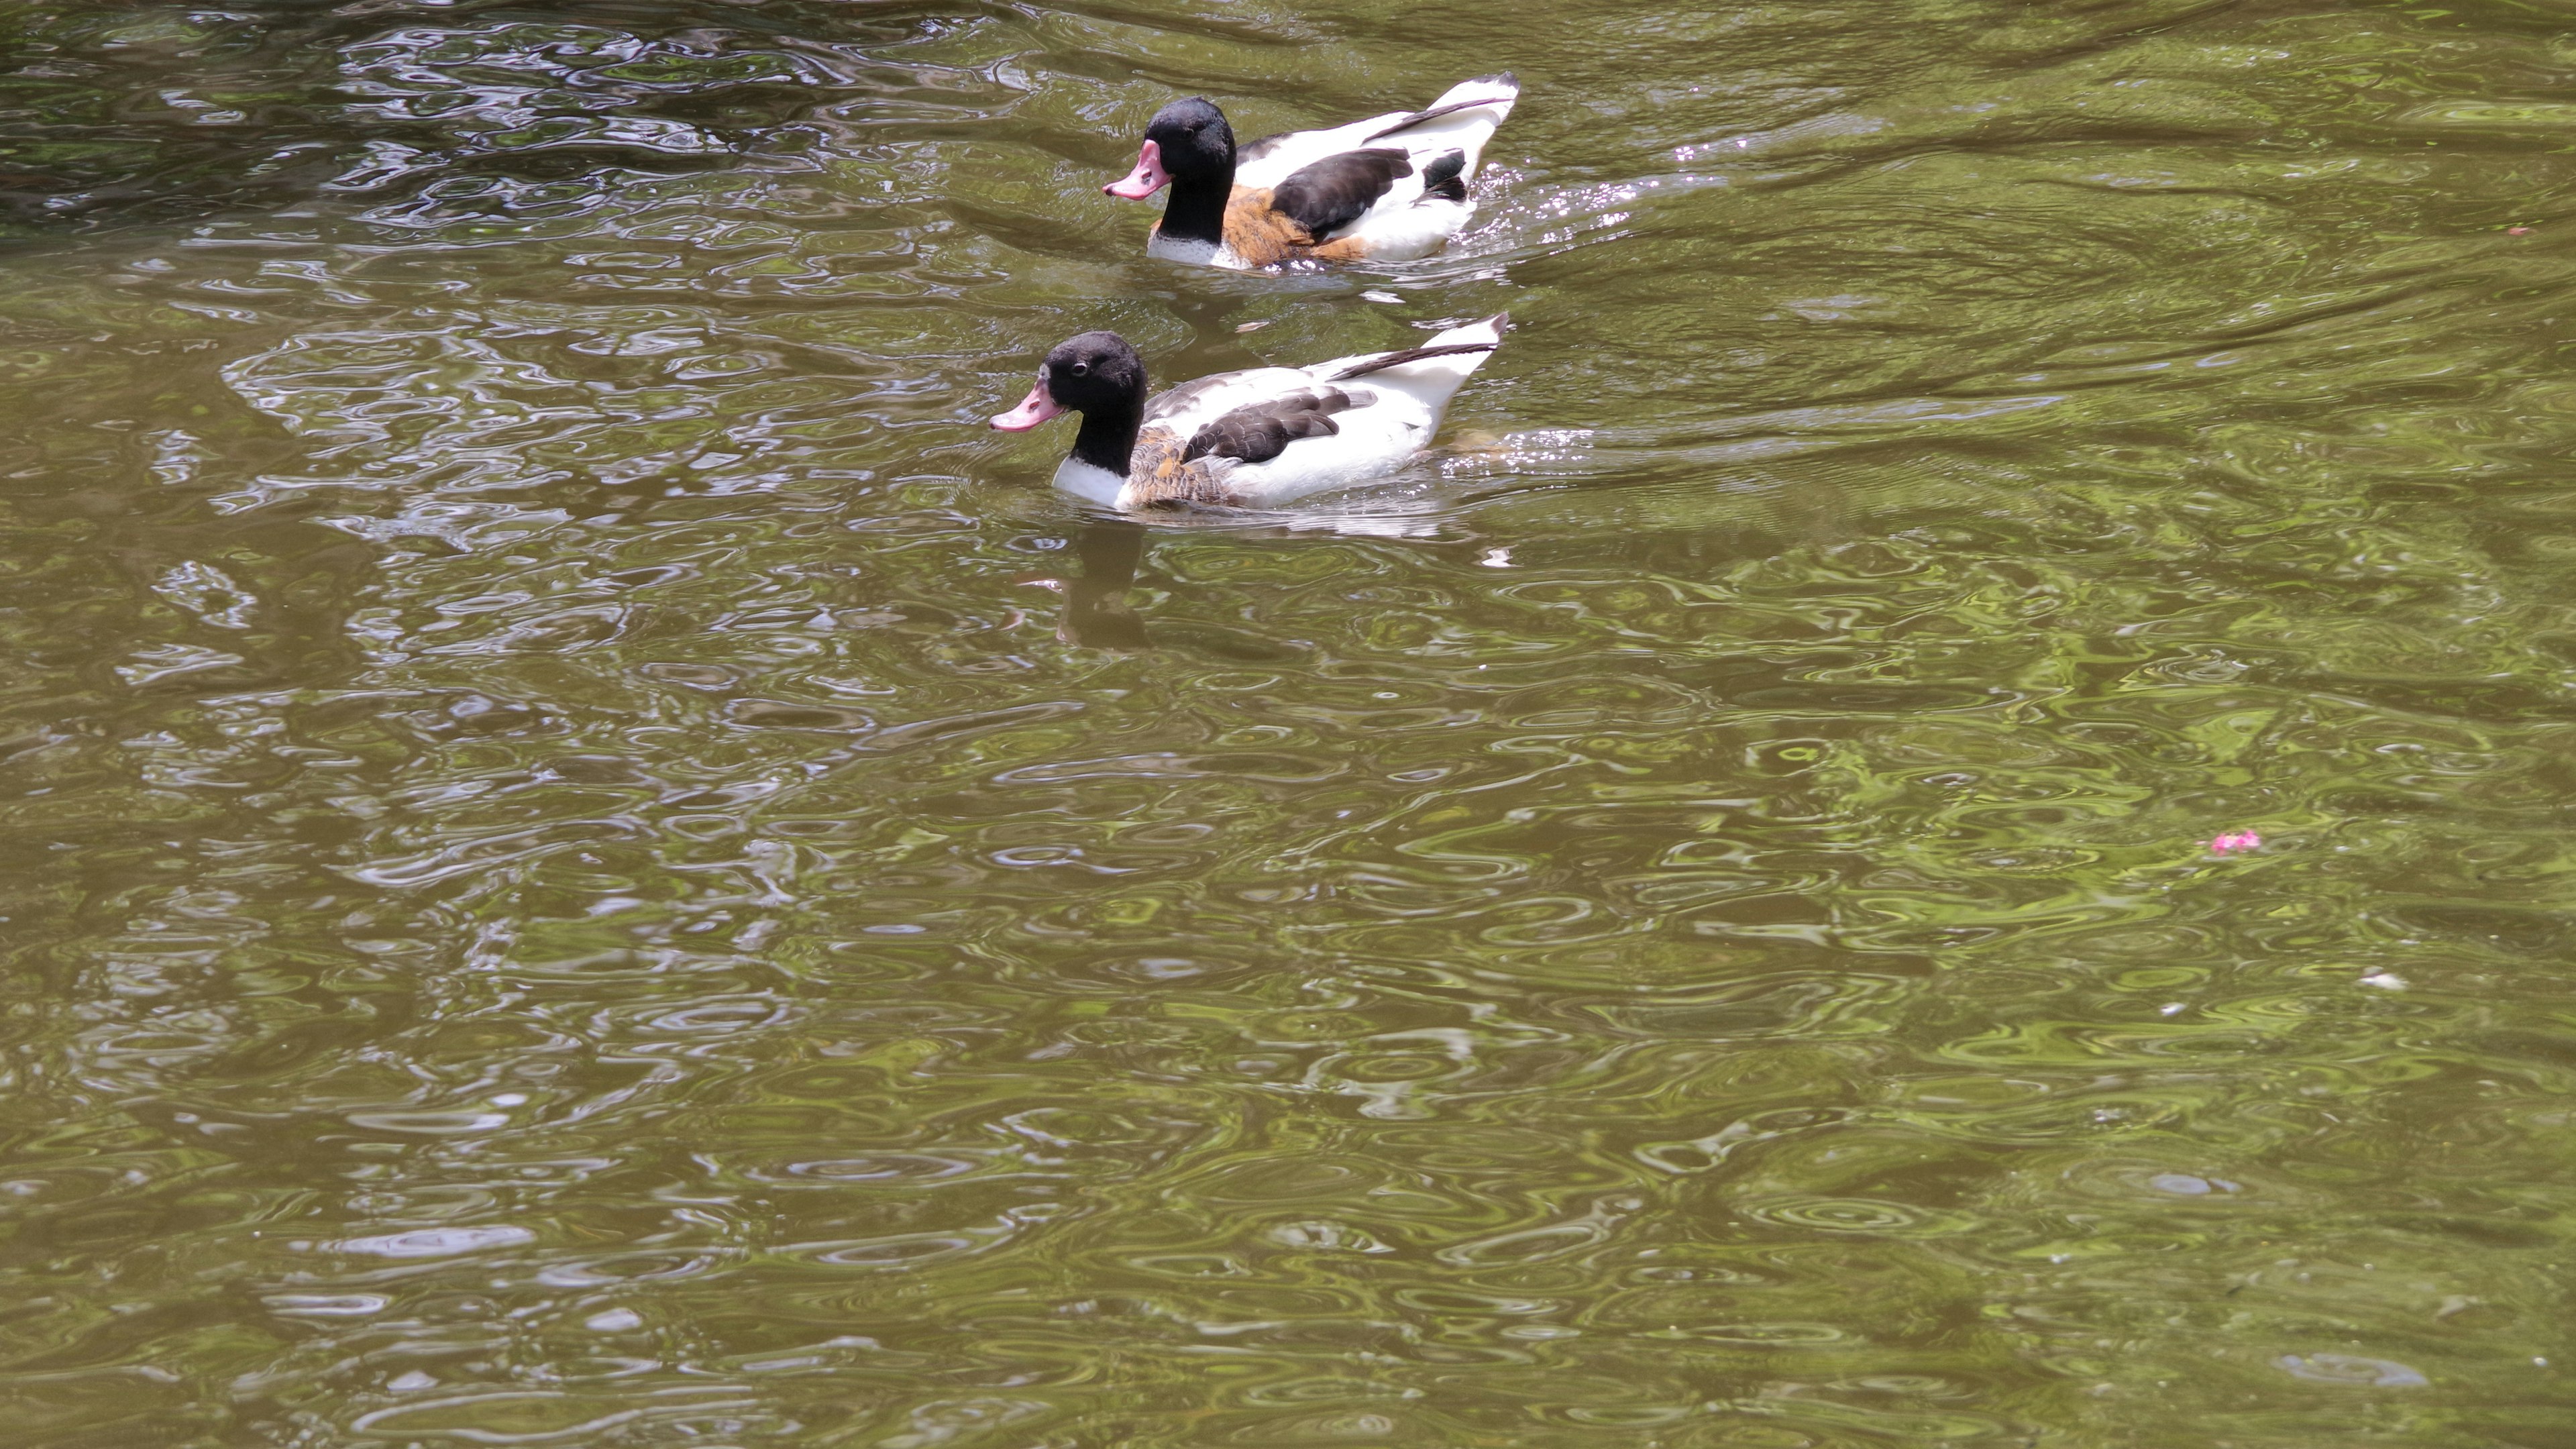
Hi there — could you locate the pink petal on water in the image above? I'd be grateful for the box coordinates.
[2208,831,2262,855]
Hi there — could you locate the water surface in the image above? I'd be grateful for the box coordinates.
[4,1,2575,1444]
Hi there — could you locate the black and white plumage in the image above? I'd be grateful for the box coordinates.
[1102,76,1520,270]
[1268,150,1419,244]
[989,317,1511,510]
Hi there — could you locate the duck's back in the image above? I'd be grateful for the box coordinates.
[1235,75,1519,193]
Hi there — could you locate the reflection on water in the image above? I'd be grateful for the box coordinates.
[1028,521,1150,649]
[4,0,2576,1444]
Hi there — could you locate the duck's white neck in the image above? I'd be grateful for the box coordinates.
[1147,229,1235,269]
[1051,456,1128,509]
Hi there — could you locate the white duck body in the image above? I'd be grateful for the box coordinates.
[1067,314,1508,511]
[1130,76,1520,270]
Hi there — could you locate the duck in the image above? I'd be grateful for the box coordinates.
[1102,75,1519,270]
[989,314,1509,511]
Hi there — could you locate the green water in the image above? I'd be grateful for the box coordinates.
[3,0,2575,1443]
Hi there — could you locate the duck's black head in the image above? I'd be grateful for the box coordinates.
[1104,96,1236,199]
[1146,97,1236,186]
[990,332,1150,475]
[1033,333,1147,417]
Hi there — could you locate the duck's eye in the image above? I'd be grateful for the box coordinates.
[1069,361,1091,377]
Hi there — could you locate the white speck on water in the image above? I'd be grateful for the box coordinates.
[2159,1002,2185,1016]
[586,1307,643,1332]
[2360,972,2407,990]
[333,1225,532,1259]
[1361,290,1401,304]
[488,1093,526,1107]
[1481,548,1512,568]
[2277,1353,2428,1388]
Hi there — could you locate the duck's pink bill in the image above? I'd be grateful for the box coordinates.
[990,384,1064,431]
[2208,831,2262,855]
[1104,140,1169,199]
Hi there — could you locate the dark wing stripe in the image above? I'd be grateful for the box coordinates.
[1329,342,1496,381]
[1360,85,1517,144]
[1269,149,1411,242]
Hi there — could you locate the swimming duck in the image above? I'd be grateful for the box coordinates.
[989,315,1509,510]
[1103,76,1519,270]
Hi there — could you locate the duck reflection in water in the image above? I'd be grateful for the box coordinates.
[1018,519,1150,649]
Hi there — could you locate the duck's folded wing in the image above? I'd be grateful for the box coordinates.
[1182,387,1373,466]
[1122,382,1381,508]
[1269,149,1422,244]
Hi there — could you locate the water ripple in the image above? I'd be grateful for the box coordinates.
[3,0,2575,1444]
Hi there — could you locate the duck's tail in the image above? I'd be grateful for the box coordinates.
[1330,313,1509,405]
[1366,76,1519,176]
[1428,74,1519,118]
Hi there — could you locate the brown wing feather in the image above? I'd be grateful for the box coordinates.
[1269,149,1412,242]
[1183,388,1367,467]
